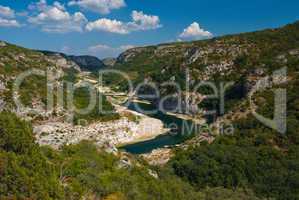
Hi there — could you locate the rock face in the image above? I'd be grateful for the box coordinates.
[117,47,147,63]
[141,148,173,166]
[102,57,117,67]
[42,51,81,71]
[185,47,202,64]
[0,41,6,47]
[68,55,106,71]
[41,51,105,72]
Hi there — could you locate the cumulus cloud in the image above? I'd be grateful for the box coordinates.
[68,0,126,14]
[179,22,213,40]
[127,10,162,31]
[28,0,47,11]
[0,5,15,18]
[0,5,21,27]
[28,0,88,33]
[86,10,162,34]
[88,44,134,58]
[0,18,21,27]
[86,18,128,34]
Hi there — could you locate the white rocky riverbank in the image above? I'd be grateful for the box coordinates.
[33,111,169,150]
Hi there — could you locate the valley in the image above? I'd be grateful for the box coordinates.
[0,20,299,200]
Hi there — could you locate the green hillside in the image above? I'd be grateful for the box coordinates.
[0,42,117,124]
[113,21,299,81]
[106,21,299,200]
[0,112,261,200]
[108,21,299,113]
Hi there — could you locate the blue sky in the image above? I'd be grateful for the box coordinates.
[0,0,298,58]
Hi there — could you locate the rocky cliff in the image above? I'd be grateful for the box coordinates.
[68,55,106,71]
[102,57,117,67]
[42,51,106,72]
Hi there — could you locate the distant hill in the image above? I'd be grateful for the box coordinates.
[102,57,117,67]
[68,55,106,71]
[41,51,106,72]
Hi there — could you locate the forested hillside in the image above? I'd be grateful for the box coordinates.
[108,21,299,114]
[107,21,299,200]
[0,112,263,199]
[170,76,299,200]
[0,41,117,124]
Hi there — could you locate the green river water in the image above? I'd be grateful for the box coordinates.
[121,102,198,154]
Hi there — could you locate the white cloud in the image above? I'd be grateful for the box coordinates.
[86,10,162,34]
[86,18,128,34]
[28,0,88,33]
[0,18,21,27]
[128,10,162,31]
[53,1,65,10]
[28,0,48,12]
[0,5,21,28]
[88,44,134,58]
[68,0,126,14]
[0,5,15,18]
[179,22,213,40]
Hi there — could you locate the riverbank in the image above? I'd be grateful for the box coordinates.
[114,104,171,146]
[131,99,152,105]
[33,105,170,150]
[117,128,170,147]
[165,112,207,124]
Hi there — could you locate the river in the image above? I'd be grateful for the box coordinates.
[120,102,198,154]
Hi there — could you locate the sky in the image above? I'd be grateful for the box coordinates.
[0,0,298,59]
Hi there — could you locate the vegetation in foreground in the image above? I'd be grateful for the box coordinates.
[170,77,299,200]
[0,112,264,200]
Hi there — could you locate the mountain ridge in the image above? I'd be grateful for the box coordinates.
[115,20,299,62]
[40,50,106,72]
